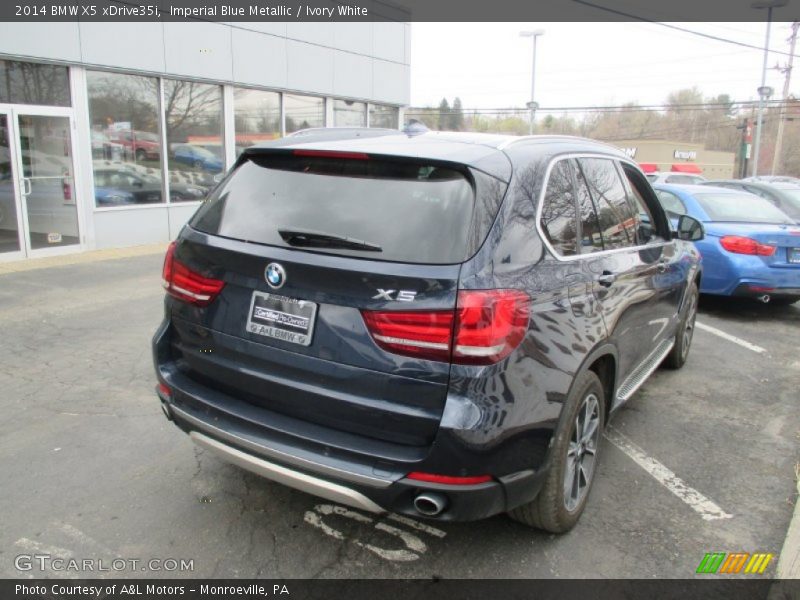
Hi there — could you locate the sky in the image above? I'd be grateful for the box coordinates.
[409,22,799,113]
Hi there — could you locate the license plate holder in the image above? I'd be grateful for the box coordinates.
[246,291,317,346]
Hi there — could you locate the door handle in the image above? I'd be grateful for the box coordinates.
[21,178,32,196]
[597,271,616,287]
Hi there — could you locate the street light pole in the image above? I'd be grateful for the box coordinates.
[751,0,788,177]
[520,30,545,136]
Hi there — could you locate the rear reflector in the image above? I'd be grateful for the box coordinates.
[156,382,171,399]
[361,289,530,365]
[292,149,369,160]
[719,235,776,256]
[407,472,492,485]
[162,241,225,307]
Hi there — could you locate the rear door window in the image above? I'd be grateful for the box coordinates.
[190,153,500,265]
[577,158,638,250]
[618,163,661,245]
[573,160,604,254]
[539,160,578,256]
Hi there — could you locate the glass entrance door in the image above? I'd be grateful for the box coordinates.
[17,113,80,252]
[0,111,23,257]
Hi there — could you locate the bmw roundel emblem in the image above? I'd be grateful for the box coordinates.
[265,263,286,289]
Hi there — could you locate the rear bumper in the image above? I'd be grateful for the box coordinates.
[730,283,800,299]
[157,379,545,521]
[153,318,550,521]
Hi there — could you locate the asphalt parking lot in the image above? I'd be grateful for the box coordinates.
[1,250,798,579]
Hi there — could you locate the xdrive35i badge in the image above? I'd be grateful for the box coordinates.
[265,263,286,289]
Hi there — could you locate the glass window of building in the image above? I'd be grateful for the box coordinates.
[0,60,70,106]
[369,104,399,129]
[333,100,367,127]
[233,88,281,158]
[284,94,324,134]
[86,70,163,207]
[163,79,224,200]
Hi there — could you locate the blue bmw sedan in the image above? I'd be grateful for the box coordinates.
[653,184,800,305]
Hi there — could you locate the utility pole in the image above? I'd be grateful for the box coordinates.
[520,30,545,136]
[737,117,753,178]
[771,21,799,175]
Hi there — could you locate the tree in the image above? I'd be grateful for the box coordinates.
[449,97,464,131]
[437,98,450,130]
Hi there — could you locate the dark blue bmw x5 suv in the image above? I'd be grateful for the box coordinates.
[153,129,704,532]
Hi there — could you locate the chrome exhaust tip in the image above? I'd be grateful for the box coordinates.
[759,294,771,304]
[160,400,173,421]
[413,493,447,517]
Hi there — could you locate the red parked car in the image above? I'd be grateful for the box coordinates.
[107,130,160,162]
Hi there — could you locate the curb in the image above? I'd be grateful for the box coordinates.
[775,468,800,579]
[0,243,168,276]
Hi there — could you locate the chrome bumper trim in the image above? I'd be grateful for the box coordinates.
[190,431,386,514]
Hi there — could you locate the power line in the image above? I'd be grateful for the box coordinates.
[408,99,797,115]
[572,0,800,59]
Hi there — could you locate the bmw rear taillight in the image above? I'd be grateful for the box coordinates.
[719,236,776,256]
[361,310,453,362]
[161,241,225,307]
[361,289,530,365]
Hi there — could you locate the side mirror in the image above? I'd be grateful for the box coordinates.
[675,215,704,242]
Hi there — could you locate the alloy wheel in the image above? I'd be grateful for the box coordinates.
[563,392,600,512]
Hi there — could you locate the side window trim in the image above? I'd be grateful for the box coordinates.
[535,153,671,263]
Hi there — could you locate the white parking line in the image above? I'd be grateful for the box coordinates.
[695,321,767,354]
[606,429,733,522]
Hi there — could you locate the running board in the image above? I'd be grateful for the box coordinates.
[615,338,674,403]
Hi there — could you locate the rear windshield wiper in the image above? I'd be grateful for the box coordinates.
[278,228,383,252]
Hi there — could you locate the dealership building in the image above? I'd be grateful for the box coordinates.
[0,22,409,261]
[608,139,736,179]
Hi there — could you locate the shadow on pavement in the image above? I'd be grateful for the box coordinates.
[698,294,800,324]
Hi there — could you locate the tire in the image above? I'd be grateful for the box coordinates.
[663,281,699,370]
[508,370,605,533]
[193,159,203,170]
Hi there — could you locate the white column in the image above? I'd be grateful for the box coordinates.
[223,84,236,168]
[325,96,335,127]
[68,66,96,250]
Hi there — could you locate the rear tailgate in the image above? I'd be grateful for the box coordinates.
[164,150,506,447]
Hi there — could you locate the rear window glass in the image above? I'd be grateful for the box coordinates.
[775,188,800,218]
[693,193,794,224]
[190,154,497,264]
[665,174,703,184]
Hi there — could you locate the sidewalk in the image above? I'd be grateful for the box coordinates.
[0,243,168,276]
[776,465,800,579]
